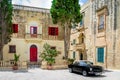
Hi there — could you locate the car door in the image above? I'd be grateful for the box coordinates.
[72,61,79,72]
[77,61,84,73]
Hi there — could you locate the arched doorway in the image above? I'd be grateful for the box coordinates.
[30,45,37,62]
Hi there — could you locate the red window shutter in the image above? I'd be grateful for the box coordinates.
[55,27,58,35]
[15,24,18,33]
[51,27,54,35]
[13,24,18,33]
[48,27,51,35]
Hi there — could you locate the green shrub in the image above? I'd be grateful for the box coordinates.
[40,43,58,66]
[67,58,75,65]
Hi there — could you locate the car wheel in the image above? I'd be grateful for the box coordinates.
[82,70,88,76]
[69,68,73,73]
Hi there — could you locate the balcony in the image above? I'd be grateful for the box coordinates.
[25,33,42,43]
[74,43,85,50]
[25,33,42,39]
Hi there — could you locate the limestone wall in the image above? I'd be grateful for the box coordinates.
[3,39,64,62]
[12,5,64,40]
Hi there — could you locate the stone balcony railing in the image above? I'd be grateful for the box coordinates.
[25,33,42,39]
[0,61,27,71]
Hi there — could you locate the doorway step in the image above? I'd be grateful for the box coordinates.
[27,61,41,68]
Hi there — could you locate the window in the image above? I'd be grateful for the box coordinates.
[80,12,84,27]
[30,26,37,34]
[73,51,76,59]
[80,61,87,66]
[73,39,76,44]
[81,38,84,43]
[9,45,16,53]
[80,61,93,66]
[13,24,18,33]
[80,20,83,27]
[98,15,104,31]
[48,27,58,36]
[51,46,56,50]
[30,26,37,37]
[73,61,79,65]
[97,47,104,63]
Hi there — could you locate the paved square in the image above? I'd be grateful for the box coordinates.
[0,69,120,80]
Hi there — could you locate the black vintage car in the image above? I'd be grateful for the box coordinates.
[68,60,103,76]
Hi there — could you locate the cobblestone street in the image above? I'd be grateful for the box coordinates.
[0,68,120,80]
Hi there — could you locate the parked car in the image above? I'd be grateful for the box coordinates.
[68,60,104,76]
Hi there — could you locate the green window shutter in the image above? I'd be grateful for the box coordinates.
[73,52,76,59]
[73,39,76,44]
[97,47,104,63]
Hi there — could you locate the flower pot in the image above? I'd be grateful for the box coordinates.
[47,65,53,70]
[13,65,18,70]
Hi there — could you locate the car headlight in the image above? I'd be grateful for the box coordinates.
[90,68,93,71]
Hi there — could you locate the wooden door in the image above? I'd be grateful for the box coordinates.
[30,45,37,62]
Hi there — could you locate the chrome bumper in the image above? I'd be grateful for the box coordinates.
[88,71,103,75]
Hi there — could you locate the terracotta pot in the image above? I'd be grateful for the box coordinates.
[13,65,18,70]
[47,65,53,70]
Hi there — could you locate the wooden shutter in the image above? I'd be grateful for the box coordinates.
[48,27,58,36]
[73,39,76,44]
[55,27,58,35]
[97,47,104,63]
[13,24,18,33]
[73,52,76,59]
[51,27,54,35]
[48,27,51,35]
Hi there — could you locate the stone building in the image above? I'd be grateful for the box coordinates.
[3,5,66,68]
[69,0,120,69]
[69,1,91,61]
[90,0,120,69]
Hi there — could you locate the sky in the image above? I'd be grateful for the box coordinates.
[12,0,88,9]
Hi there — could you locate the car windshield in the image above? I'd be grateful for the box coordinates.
[84,61,93,65]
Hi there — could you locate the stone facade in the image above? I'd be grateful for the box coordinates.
[90,0,120,69]
[69,0,120,69]
[69,1,91,61]
[3,5,65,68]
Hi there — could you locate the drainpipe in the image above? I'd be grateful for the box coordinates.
[105,13,107,69]
[112,0,117,68]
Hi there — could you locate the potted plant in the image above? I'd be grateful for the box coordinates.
[40,43,58,70]
[13,53,20,70]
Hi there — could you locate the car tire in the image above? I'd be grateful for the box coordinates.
[82,70,88,76]
[69,68,73,73]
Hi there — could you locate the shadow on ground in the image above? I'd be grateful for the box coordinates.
[104,70,113,72]
[71,71,106,78]
[0,69,28,73]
